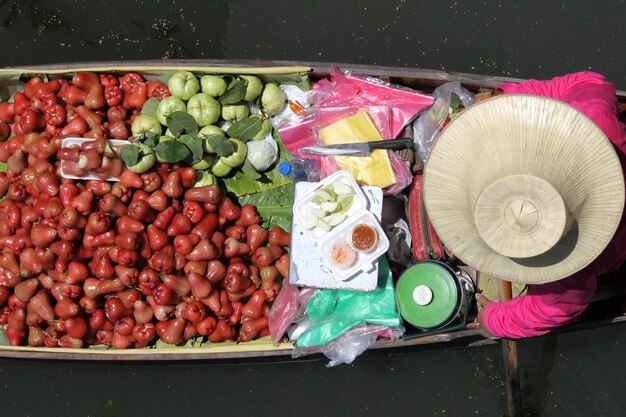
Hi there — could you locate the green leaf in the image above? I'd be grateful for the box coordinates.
[207,135,235,157]
[226,116,263,140]
[0,327,8,345]
[0,73,26,102]
[450,92,462,111]
[223,133,291,197]
[154,140,190,163]
[141,97,160,117]
[166,111,199,137]
[219,79,246,105]
[178,134,204,162]
[120,144,141,167]
[0,162,5,202]
[238,183,294,232]
[241,159,262,180]
[259,73,311,91]
[138,131,158,147]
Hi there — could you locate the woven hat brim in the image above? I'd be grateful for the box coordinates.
[423,95,625,284]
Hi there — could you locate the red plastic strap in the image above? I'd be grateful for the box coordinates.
[408,175,427,260]
[408,174,446,261]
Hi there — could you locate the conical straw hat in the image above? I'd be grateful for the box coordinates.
[423,94,625,284]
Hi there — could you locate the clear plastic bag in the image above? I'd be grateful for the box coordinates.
[268,84,311,130]
[412,82,474,164]
[292,324,405,367]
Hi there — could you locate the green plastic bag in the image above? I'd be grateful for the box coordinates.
[295,256,402,348]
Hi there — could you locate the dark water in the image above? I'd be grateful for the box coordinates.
[1,0,626,88]
[1,1,626,416]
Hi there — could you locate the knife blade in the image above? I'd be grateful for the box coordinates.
[300,138,413,156]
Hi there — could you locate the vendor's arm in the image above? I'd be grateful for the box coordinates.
[480,272,597,339]
[499,71,626,154]
[498,71,614,103]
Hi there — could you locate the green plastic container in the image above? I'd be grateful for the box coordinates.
[395,261,464,330]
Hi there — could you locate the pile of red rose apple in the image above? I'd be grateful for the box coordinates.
[0,71,290,349]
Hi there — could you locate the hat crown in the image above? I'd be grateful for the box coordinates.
[504,199,539,232]
[474,174,569,259]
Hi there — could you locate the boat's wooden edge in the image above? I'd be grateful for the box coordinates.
[0,341,295,361]
[0,59,306,70]
[0,59,540,90]
[0,328,491,361]
[0,59,516,89]
[5,59,624,99]
[0,314,624,361]
[3,59,625,101]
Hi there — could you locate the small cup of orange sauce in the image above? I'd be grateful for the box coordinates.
[349,223,378,252]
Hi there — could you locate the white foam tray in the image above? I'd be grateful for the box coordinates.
[60,138,130,181]
[289,178,385,291]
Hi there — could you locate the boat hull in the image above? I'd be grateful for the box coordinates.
[0,59,623,361]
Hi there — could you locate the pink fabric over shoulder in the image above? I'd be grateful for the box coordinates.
[483,72,626,339]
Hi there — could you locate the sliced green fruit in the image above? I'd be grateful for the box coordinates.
[337,194,355,212]
[317,219,332,232]
[309,207,327,219]
[332,181,353,195]
[324,212,347,227]
[311,195,325,205]
[320,201,340,213]
[302,208,319,230]
[313,189,335,202]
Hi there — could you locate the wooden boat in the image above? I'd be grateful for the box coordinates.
[0,60,624,365]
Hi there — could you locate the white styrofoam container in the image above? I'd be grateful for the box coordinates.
[60,138,130,181]
[318,210,389,281]
[289,181,385,292]
[292,170,368,242]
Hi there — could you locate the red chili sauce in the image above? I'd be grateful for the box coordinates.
[350,224,377,251]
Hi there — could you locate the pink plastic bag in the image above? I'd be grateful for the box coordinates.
[277,66,432,194]
[311,104,413,193]
[312,66,434,137]
[278,66,434,152]
[277,115,317,155]
[268,279,301,345]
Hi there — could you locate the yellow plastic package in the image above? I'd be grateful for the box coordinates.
[317,111,396,188]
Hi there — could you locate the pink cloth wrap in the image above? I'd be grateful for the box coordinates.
[482,72,626,339]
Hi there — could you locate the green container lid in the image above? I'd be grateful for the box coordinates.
[396,261,459,329]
